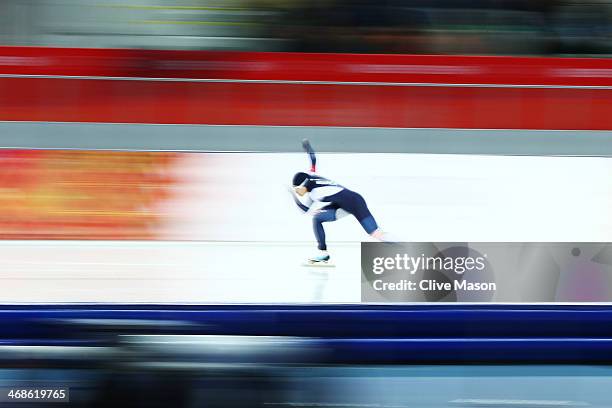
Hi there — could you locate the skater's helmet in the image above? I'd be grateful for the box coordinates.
[292,172,309,187]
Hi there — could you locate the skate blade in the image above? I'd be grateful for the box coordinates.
[302,261,336,268]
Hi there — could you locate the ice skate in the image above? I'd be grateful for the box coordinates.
[303,251,335,267]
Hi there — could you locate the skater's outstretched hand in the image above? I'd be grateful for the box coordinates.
[288,186,310,213]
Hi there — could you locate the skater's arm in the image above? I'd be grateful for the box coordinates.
[292,195,309,213]
[305,200,329,217]
[288,187,310,213]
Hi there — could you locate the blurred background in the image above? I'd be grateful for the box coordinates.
[0,1,612,407]
[0,0,611,55]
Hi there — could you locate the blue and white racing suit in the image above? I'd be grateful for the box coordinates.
[291,174,379,251]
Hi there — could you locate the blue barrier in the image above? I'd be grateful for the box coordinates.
[1,304,612,337]
[1,305,611,363]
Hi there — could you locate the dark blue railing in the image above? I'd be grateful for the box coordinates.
[1,304,611,363]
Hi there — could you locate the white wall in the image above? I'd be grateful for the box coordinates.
[159,152,612,243]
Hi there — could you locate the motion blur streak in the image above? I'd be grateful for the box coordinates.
[0,48,611,128]
[0,0,611,56]
[0,1,611,407]
[0,150,179,239]
[2,306,612,407]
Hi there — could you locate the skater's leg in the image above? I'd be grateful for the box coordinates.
[308,209,338,263]
[335,208,350,220]
[347,193,379,235]
[361,215,394,241]
[312,209,337,251]
[359,215,379,235]
[346,193,393,241]
[321,189,394,244]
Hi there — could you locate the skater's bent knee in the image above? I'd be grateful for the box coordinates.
[314,210,337,223]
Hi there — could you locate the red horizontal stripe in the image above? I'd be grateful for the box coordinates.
[0,47,610,129]
[0,77,610,129]
[0,46,612,87]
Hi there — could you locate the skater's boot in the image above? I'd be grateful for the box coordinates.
[308,250,330,264]
[370,229,397,243]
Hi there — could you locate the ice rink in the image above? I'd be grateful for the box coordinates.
[3,152,612,304]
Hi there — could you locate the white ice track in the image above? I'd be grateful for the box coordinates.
[4,153,612,304]
[0,241,361,303]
